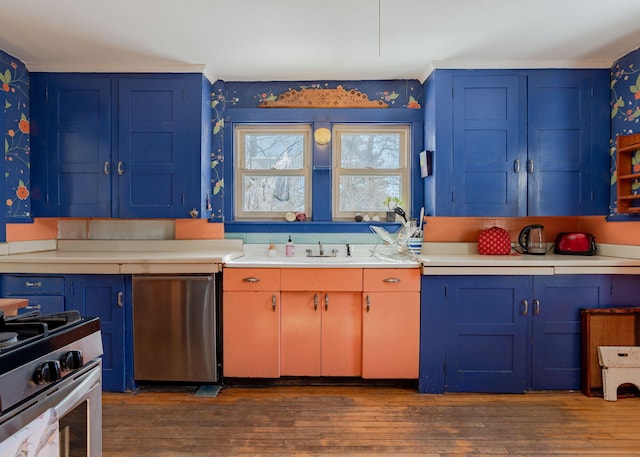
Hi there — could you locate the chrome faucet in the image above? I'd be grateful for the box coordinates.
[346,243,351,257]
[318,241,324,256]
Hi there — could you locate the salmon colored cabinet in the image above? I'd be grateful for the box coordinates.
[362,269,420,379]
[222,269,280,378]
[280,269,363,377]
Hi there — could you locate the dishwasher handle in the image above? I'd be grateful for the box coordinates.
[133,275,214,282]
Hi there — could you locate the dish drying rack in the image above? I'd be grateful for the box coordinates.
[368,224,422,260]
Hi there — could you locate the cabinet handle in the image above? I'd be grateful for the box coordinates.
[117,291,124,308]
[24,304,42,310]
[324,293,329,311]
[521,299,528,316]
[242,277,260,283]
[103,161,110,175]
[533,299,540,315]
[271,294,277,312]
[527,159,534,173]
[25,281,42,288]
[383,277,400,283]
[513,159,520,173]
[313,293,318,311]
[117,161,124,175]
[366,294,371,313]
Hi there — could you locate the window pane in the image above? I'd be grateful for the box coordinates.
[340,133,400,169]
[338,175,401,211]
[244,134,305,170]
[242,175,306,212]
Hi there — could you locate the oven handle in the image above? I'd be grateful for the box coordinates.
[53,363,102,418]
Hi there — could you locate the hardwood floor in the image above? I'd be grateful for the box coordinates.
[102,386,640,456]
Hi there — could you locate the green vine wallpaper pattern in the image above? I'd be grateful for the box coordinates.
[611,46,640,213]
[0,50,30,219]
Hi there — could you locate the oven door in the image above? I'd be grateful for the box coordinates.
[0,359,102,457]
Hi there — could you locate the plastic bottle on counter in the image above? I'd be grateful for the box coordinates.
[268,242,277,257]
[286,235,295,257]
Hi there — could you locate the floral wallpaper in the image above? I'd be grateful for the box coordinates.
[0,50,30,219]
[209,79,422,220]
[611,46,640,214]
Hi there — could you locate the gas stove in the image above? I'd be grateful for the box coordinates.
[0,309,102,415]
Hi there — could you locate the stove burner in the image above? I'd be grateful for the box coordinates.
[0,332,18,349]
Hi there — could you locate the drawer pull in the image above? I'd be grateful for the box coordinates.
[366,295,371,312]
[24,304,42,310]
[117,291,124,308]
[313,293,319,311]
[272,294,277,312]
[521,299,528,316]
[242,277,261,283]
[25,281,42,288]
[533,299,540,316]
[383,278,400,283]
[104,161,110,175]
[324,293,329,311]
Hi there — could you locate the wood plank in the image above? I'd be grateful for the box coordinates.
[102,387,640,456]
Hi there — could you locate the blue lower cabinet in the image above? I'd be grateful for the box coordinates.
[66,275,130,392]
[420,274,610,393]
[1,274,66,314]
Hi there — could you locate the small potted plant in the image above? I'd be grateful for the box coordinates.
[383,196,404,222]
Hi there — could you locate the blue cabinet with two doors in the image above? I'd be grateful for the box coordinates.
[423,69,610,217]
[29,73,212,219]
[420,274,640,394]
[1,274,130,392]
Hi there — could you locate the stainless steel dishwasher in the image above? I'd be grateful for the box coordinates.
[132,274,219,382]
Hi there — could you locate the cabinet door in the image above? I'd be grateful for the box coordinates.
[530,275,609,390]
[281,291,322,376]
[444,276,530,393]
[223,291,280,378]
[31,75,112,217]
[527,71,610,216]
[452,74,527,216]
[67,275,126,392]
[280,290,361,377]
[321,292,362,377]
[117,78,187,218]
[362,291,419,378]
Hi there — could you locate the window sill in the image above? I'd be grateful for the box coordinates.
[222,220,403,233]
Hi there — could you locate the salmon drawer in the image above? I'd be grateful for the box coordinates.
[363,269,420,292]
[223,269,280,291]
[280,268,362,291]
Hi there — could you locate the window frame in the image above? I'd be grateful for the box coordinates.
[331,124,411,221]
[234,124,312,220]
[222,108,424,233]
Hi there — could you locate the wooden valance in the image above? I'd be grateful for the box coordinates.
[259,86,388,108]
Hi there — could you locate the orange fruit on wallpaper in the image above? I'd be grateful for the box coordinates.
[16,185,29,200]
[18,118,29,134]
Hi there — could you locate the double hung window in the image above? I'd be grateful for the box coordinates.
[234,125,311,220]
[234,123,410,221]
[332,124,410,220]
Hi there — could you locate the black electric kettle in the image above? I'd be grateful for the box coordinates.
[518,224,546,255]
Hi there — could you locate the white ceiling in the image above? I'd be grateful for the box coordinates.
[1,0,640,82]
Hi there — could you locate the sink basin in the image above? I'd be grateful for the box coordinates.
[225,253,419,268]
[224,244,420,268]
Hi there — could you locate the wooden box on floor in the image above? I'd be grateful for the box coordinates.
[581,307,640,396]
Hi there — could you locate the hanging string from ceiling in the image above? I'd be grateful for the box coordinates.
[378,0,382,57]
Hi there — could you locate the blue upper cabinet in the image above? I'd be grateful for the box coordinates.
[30,73,212,219]
[424,69,610,217]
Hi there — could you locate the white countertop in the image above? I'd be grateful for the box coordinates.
[224,243,420,268]
[420,243,640,275]
[0,240,244,274]
[1,240,639,276]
